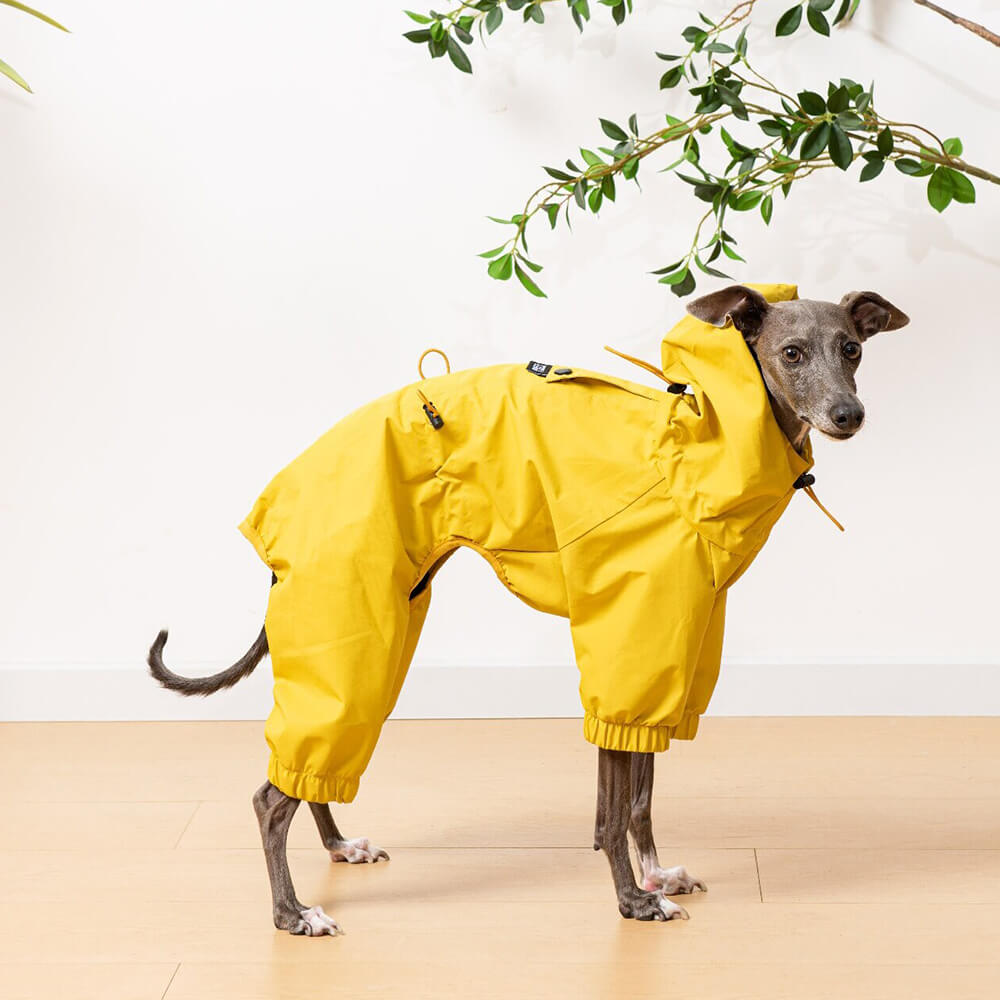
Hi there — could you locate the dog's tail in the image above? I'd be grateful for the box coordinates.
[149,573,276,696]
[148,624,269,696]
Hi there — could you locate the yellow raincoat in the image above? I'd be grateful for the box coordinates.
[240,283,813,803]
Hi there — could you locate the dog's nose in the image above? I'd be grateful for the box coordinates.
[829,399,865,433]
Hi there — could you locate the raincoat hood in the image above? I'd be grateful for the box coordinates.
[653,281,813,555]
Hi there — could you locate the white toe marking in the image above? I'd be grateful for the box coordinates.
[644,864,707,895]
[299,905,342,936]
[329,836,390,864]
[657,896,689,920]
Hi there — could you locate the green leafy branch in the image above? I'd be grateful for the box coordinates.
[474,0,999,296]
[403,0,633,73]
[0,0,68,92]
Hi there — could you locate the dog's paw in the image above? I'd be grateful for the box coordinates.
[290,905,343,937]
[329,836,390,864]
[642,864,707,895]
[619,890,689,922]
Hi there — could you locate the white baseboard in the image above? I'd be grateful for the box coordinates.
[1,661,998,721]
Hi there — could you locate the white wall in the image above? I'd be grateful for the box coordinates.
[1,1,998,720]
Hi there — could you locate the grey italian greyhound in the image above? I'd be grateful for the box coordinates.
[149,284,909,933]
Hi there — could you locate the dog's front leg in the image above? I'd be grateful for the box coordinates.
[628,752,707,896]
[308,802,390,864]
[594,748,688,921]
[252,781,342,936]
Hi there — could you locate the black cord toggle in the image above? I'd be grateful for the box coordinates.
[793,472,815,490]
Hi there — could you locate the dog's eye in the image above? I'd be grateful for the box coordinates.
[843,341,862,361]
[782,346,802,364]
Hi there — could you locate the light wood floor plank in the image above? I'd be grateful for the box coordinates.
[3,718,1000,802]
[165,960,1000,1000]
[0,847,760,904]
[0,801,198,850]
[1,962,177,1000]
[1,718,997,999]
[176,793,1000,850]
[758,848,1000,903]
[1,899,998,966]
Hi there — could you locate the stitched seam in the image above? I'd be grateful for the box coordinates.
[557,477,666,552]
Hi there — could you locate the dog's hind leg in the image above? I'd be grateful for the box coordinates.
[308,802,389,864]
[628,751,706,896]
[594,748,687,921]
[252,781,342,936]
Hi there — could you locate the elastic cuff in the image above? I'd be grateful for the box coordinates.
[583,714,671,753]
[582,712,701,752]
[268,756,360,804]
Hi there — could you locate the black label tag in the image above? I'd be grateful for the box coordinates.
[526,361,552,378]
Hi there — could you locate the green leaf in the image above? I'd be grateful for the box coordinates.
[835,112,863,130]
[876,127,894,156]
[832,0,852,24]
[488,254,514,280]
[808,0,836,9]
[806,5,830,34]
[828,124,853,170]
[943,136,963,156]
[827,85,849,113]
[599,118,629,142]
[658,267,691,286]
[573,181,586,209]
[759,119,787,137]
[859,157,884,182]
[587,186,603,212]
[446,35,473,73]
[404,10,432,23]
[0,55,30,91]
[721,241,746,261]
[927,168,953,213]
[761,194,774,224]
[485,6,503,32]
[730,190,764,211]
[943,167,975,204]
[775,5,803,35]
[659,67,683,90]
[544,165,574,182]
[478,245,508,259]
[650,259,684,275]
[800,121,831,159]
[580,147,604,167]
[0,0,68,31]
[656,52,681,61]
[403,28,432,43]
[527,3,545,24]
[797,90,826,116]
[519,256,543,272]
[622,156,640,180]
[895,157,931,176]
[671,270,697,297]
[514,261,547,297]
[601,174,616,201]
[544,203,560,229]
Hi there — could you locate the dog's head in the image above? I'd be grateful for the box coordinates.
[687,285,909,441]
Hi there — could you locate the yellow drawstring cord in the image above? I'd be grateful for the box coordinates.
[606,344,845,532]
[604,345,672,383]
[802,485,845,532]
[418,348,451,379]
[416,348,450,430]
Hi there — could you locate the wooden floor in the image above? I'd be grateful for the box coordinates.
[1,718,999,999]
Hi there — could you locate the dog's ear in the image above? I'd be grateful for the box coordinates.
[840,291,910,341]
[686,284,770,342]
